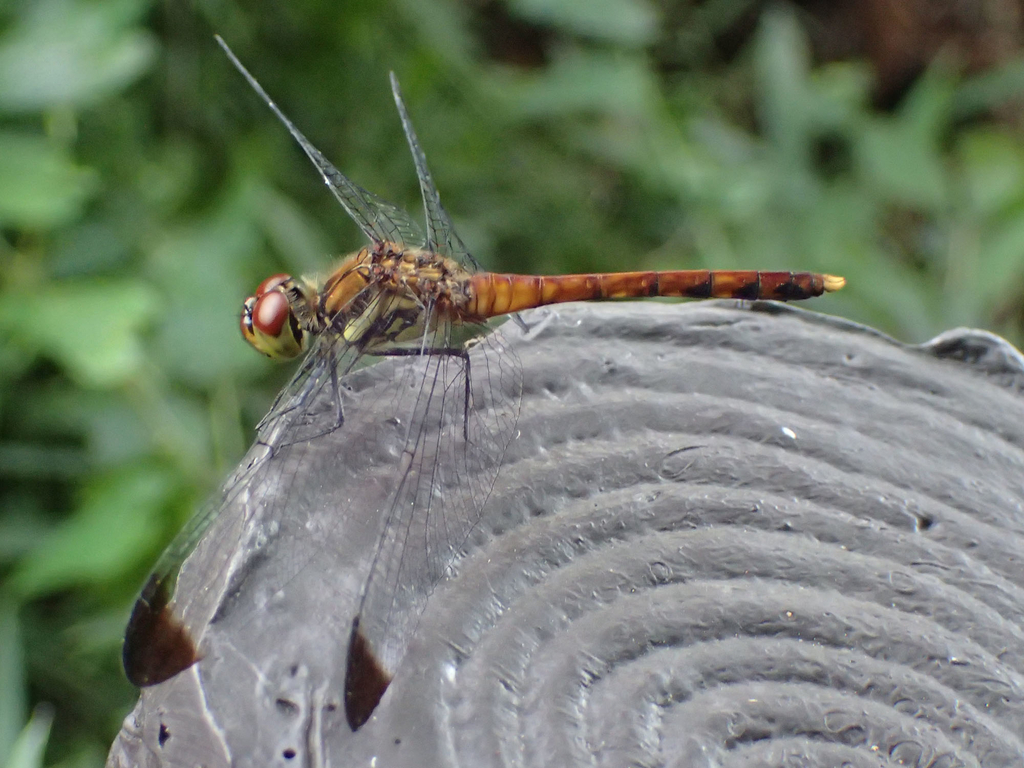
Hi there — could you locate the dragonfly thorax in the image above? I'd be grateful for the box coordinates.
[241,245,474,361]
[326,244,474,353]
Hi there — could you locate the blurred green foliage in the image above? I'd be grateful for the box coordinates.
[3,0,1024,764]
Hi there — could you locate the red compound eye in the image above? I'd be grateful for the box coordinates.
[252,290,290,338]
[255,273,291,298]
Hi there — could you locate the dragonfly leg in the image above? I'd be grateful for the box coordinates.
[257,346,352,449]
[329,356,344,432]
[376,346,473,442]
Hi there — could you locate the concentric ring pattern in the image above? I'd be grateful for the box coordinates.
[380,302,1024,767]
[111,302,1024,768]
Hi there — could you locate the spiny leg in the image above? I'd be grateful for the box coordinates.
[328,357,344,432]
[376,346,473,442]
[290,347,347,445]
[258,347,351,450]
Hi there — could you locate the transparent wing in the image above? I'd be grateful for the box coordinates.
[122,329,367,686]
[344,309,521,727]
[389,73,482,271]
[128,39,518,713]
[217,36,425,249]
[124,295,523,719]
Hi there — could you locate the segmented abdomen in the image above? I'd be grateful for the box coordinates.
[464,270,845,319]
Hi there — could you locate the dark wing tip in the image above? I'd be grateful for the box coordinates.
[122,574,199,687]
[344,619,394,730]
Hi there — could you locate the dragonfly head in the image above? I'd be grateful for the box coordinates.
[241,274,307,360]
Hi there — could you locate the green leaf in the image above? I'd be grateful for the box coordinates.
[0,595,26,767]
[148,182,268,387]
[0,280,159,388]
[0,0,156,112]
[751,10,869,172]
[254,184,332,277]
[16,386,150,468]
[508,0,657,45]
[857,119,946,209]
[0,132,97,228]
[2,704,52,768]
[0,444,88,482]
[753,6,813,160]
[509,52,659,119]
[10,465,175,598]
[958,128,1024,217]
[0,505,51,565]
[855,66,954,210]
[975,214,1024,306]
[954,56,1024,118]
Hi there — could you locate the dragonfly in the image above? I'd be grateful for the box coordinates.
[122,35,845,731]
